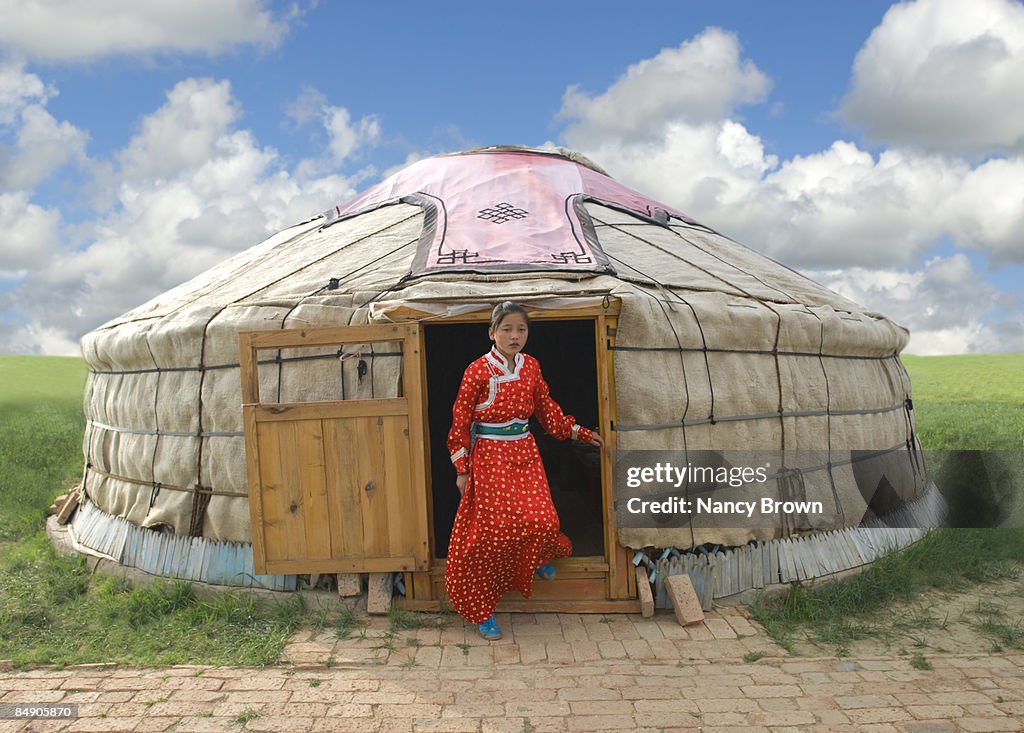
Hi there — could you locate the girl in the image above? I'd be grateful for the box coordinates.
[445,302,604,640]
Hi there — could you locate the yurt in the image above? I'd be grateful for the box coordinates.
[67,146,943,611]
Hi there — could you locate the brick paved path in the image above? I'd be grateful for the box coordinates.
[2,608,1022,732]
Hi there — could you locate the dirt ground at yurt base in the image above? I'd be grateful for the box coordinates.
[779,561,1024,659]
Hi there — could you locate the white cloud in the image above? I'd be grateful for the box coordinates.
[1,76,374,355]
[118,78,243,182]
[561,28,770,143]
[1,103,89,191]
[559,26,1024,270]
[325,107,381,163]
[839,0,1024,154]
[287,85,381,165]
[0,59,90,193]
[558,22,1024,354]
[0,192,61,272]
[0,0,290,62]
[942,157,1024,264]
[0,60,52,124]
[812,255,1023,355]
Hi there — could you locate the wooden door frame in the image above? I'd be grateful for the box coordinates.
[394,302,638,613]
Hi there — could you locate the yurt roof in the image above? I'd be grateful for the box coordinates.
[97,146,885,337]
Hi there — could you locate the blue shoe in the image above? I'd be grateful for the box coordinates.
[478,615,502,641]
[535,562,556,580]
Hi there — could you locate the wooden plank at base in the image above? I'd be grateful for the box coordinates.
[636,566,654,618]
[263,555,418,574]
[395,598,641,614]
[503,577,608,601]
[412,570,434,601]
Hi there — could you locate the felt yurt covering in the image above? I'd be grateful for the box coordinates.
[75,146,936,591]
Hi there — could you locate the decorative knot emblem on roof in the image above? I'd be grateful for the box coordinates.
[477,202,529,224]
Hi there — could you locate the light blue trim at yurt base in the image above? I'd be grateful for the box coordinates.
[648,481,948,610]
[70,498,297,592]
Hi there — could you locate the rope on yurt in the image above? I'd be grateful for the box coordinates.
[185,214,422,533]
[143,337,162,511]
[877,351,925,492]
[191,307,218,535]
[604,252,717,424]
[603,253,718,549]
[86,420,243,437]
[275,233,421,401]
[84,466,245,498]
[88,351,406,376]
[185,214,419,528]
[83,221,324,535]
[892,355,926,483]
[630,284,698,548]
[596,218,797,305]
[614,401,907,430]
[608,344,897,361]
[80,370,99,505]
[814,316,844,527]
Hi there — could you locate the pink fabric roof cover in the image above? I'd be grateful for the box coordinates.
[323,149,694,279]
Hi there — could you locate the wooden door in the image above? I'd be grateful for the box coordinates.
[240,324,429,575]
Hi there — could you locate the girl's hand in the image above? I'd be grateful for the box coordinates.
[456,473,469,496]
[589,432,605,450]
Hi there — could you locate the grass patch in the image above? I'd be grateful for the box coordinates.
[0,356,303,667]
[0,534,303,668]
[910,654,932,671]
[972,601,1024,652]
[752,528,1024,653]
[231,709,261,727]
[333,605,364,640]
[388,606,427,631]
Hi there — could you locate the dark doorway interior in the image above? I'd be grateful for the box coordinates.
[424,319,605,559]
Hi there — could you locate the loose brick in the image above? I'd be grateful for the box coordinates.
[636,567,654,618]
[665,574,705,626]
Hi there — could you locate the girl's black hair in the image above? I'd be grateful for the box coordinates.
[489,301,530,331]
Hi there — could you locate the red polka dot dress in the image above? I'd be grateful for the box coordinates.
[445,347,593,624]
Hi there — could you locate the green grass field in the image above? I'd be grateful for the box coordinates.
[901,354,1024,451]
[0,355,299,667]
[0,353,1021,665]
[0,357,87,542]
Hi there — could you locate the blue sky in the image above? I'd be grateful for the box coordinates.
[1,0,1022,354]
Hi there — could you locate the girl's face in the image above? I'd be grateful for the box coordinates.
[489,313,529,359]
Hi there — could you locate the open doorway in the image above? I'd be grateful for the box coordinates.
[423,319,605,561]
